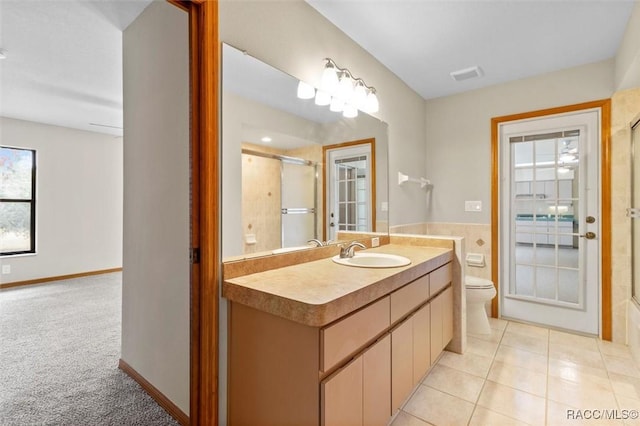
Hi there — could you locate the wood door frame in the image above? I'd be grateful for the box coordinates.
[168,0,219,424]
[322,138,377,241]
[491,99,612,340]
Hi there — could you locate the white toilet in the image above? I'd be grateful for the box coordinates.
[465,276,496,335]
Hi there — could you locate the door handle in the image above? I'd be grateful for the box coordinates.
[580,232,596,239]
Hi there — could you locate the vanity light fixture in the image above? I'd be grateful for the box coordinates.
[296,81,315,99]
[329,97,344,112]
[321,60,340,93]
[297,58,379,117]
[314,89,331,106]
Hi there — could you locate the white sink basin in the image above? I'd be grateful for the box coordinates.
[331,253,412,268]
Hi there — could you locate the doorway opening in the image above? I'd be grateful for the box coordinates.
[323,138,376,241]
[491,100,612,339]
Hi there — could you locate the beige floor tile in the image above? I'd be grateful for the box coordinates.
[389,410,433,426]
[547,375,618,409]
[548,358,612,390]
[505,321,550,339]
[604,354,640,378]
[477,380,546,425]
[487,360,547,397]
[502,330,549,356]
[547,400,626,426]
[549,329,599,352]
[599,339,634,358]
[469,327,504,343]
[610,373,640,401]
[489,317,509,330]
[466,335,500,358]
[437,350,493,378]
[494,345,548,374]
[468,406,530,426]
[549,341,606,370]
[403,385,474,426]
[598,339,635,360]
[616,395,640,425]
[422,364,485,403]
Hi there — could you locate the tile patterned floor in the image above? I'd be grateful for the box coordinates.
[390,319,640,426]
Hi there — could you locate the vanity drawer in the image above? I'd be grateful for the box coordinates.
[321,296,390,372]
[390,274,429,324]
[429,263,452,296]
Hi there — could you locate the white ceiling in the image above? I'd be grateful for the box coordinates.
[0,0,152,137]
[307,0,636,99]
[0,1,636,136]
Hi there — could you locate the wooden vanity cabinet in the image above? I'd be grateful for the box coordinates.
[430,285,453,363]
[323,334,392,426]
[228,261,453,426]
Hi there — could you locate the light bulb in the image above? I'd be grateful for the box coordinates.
[296,81,315,99]
[352,81,368,110]
[330,97,344,112]
[343,104,358,118]
[337,72,354,101]
[315,90,331,106]
[365,90,379,113]
[321,62,339,93]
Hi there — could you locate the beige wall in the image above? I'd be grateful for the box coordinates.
[611,88,640,343]
[121,1,189,414]
[424,59,614,225]
[614,1,640,90]
[0,118,123,283]
[220,0,426,227]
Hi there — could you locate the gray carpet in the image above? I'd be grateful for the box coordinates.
[0,272,179,425]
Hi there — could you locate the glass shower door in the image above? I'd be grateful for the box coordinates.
[281,161,317,248]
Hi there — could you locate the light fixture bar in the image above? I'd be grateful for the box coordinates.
[297,58,379,114]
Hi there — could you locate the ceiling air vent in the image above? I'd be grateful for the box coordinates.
[450,66,483,82]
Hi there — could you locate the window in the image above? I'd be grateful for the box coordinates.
[1,146,36,255]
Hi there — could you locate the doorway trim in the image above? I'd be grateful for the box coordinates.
[322,138,377,241]
[168,0,219,424]
[491,99,612,340]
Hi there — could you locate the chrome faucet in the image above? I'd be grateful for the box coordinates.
[307,239,324,247]
[339,241,366,258]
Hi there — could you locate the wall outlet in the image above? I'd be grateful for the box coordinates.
[1,264,10,274]
[465,200,482,212]
[371,237,380,247]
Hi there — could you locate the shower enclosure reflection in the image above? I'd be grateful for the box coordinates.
[221,43,388,259]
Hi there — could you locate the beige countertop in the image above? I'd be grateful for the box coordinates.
[223,244,453,327]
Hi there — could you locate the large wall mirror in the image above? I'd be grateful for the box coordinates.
[221,43,389,260]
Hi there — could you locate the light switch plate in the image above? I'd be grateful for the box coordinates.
[2,264,10,274]
[465,201,482,212]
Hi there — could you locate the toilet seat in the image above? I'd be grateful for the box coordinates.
[465,276,494,289]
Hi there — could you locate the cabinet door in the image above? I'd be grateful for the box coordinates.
[322,356,363,426]
[391,319,413,412]
[430,295,443,364]
[442,287,453,347]
[363,335,391,426]
[412,303,430,384]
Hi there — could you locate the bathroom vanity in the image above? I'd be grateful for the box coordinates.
[223,244,454,426]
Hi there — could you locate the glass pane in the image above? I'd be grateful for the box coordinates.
[536,245,556,267]
[515,264,534,296]
[558,247,579,268]
[0,202,32,253]
[513,141,533,167]
[535,139,556,166]
[558,269,579,304]
[0,147,34,199]
[536,266,556,300]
